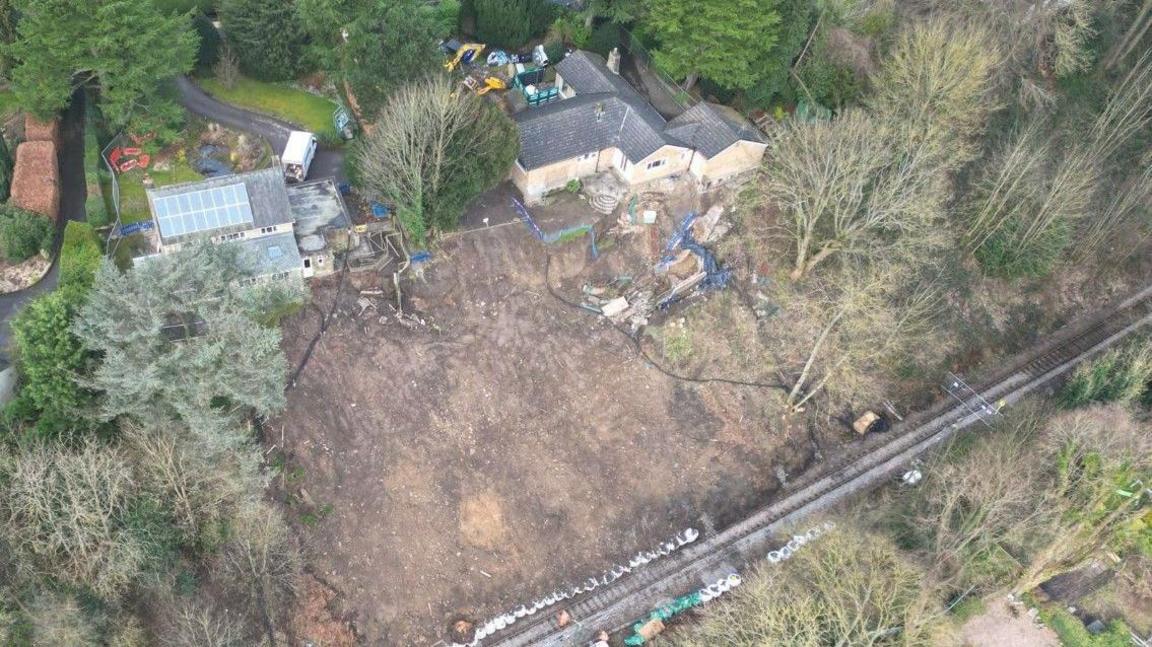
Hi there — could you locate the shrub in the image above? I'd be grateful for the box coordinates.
[1060,340,1152,408]
[0,207,52,262]
[796,33,863,108]
[61,221,102,290]
[974,213,1070,279]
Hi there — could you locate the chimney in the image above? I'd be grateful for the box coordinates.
[607,47,621,75]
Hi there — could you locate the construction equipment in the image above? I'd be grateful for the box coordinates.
[445,43,485,71]
[476,77,507,96]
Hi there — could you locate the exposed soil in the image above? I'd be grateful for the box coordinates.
[959,599,1060,647]
[271,192,811,644]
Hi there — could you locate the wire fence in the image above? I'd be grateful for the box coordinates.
[100,135,122,255]
[618,27,698,112]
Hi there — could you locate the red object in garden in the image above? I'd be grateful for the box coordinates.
[123,147,142,156]
[118,159,139,172]
[137,154,151,169]
[109,147,123,165]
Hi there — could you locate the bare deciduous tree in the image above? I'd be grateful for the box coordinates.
[157,596,252,647]
[1014,404,1152,592]
[785,263,946,411]
[0,442,148,598]
[669,526,941,647]
[759,111,949,279]
[918,404,1053,589]
[868,17,1001,166]
[124,420,264,539]
[215,500,301,645]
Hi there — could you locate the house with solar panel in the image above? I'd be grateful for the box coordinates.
[509,50,768,204]
[145,166,352,282]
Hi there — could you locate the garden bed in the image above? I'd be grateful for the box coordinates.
[111,119,272,225]
[0,255,50,294]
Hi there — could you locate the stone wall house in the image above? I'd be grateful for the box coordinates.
[511,51,768,204]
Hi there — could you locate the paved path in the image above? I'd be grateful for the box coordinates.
[174,76,346,183]
[0,93,89,364]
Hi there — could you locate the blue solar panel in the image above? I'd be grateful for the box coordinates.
[153,182,254,239]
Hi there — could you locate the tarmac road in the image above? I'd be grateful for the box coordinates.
[174,76,346,183]
[0,92,89,364]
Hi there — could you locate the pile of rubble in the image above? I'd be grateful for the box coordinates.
[580,203,732,333]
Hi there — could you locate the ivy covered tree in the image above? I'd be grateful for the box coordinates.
[353,75,519,244]
[3,0,197,128]
[644,0,783,91]
[73,243,294,432]
[299,0,440,117]
[219,0,308,81]
[471,0,556,49]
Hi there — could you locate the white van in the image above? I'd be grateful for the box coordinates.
[282,131,317,183]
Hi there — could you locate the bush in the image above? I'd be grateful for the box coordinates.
[1060,340,1152,408]
[974,213,1070,279]
[796,33,863,108]
[60,221,102,290]
[0,207,53,262]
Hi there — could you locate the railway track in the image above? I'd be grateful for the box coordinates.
[483,287,1152,647]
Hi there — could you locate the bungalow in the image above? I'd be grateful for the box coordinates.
[144,167,352,282]
[510,50,768,204]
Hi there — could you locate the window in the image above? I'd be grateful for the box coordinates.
[317,257,325,265]
[259,225,277,234]
[646,159,667,170]
[304,258,312,269]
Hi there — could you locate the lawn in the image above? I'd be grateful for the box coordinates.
[116,160,203,225]
[197,76,341,143]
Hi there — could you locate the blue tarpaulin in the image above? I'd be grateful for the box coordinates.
[659,212,731,308]
[118,221,154,237]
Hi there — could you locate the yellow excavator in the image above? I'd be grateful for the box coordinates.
[476,77,507,96]
[445,43,485,71]
[463,75,507,96]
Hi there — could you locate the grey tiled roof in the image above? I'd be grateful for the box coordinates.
[555,50,632,95]
[516,51,763,171]
[237,231,302,276]
[665,103,767,158]
[513,93,668,170]
[148,167,294,244]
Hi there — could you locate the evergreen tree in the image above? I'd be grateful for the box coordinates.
[73,243,294,430]
[473,0,556,49]
[219,0,308,81]
[299,0,440,117]
[4,0,196,126]
[644,0,783,91]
